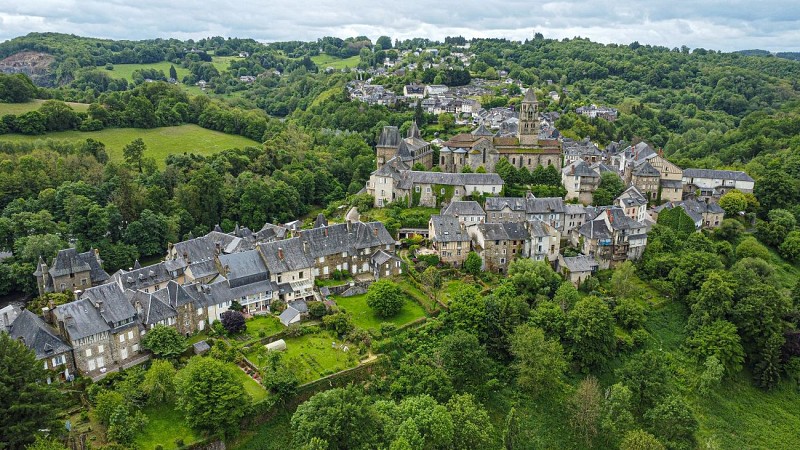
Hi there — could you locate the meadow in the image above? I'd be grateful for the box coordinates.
[333,291,427,331]
[310,54,361,70]
[0,124,260,167]
[0,99,90,115]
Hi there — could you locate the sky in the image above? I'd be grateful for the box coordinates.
[1,0,800,53]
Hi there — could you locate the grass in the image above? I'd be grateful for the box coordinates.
[231,412,294,450]
[244,315,284,340]
[227,362,269,402]
[439,280,464,305]
[334,292,427,332]
[247,331,359,384]
[397,279,437,311]
[136,403,199,450]
[310,54,361,70]
[0,99,89,115]
[0,124,259,167]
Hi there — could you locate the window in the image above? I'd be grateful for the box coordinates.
[426,187,431,193]
[96,356,105,368]
[415,186,421,193]
[440,188,445,195]
[85,348,92,357]
[52,355,65,366]
[128,330,134,339]
[98,345,104,354]
[81,278,87,285]
[119,334,125,343]
[299,271,304,279]
[277,275,282,283]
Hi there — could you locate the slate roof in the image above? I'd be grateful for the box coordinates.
[565,204,587,216]
[578,218,612,240]
[632,160,661,177]
[199,278,277,307]
[527,197,565,215]
[484,197,527,212]
[371,250,398,266]
[503,222,530,240]
[477,223,509,241]
[288,299,308,314]
[46,248,109,284]
[279,306,301,326]
[660,179,683,189]
[523,88,538,103]
[53,298,109,341]
[562,160,600,178]
[472,123,494,136]
[313,214,328,229]
[616,185,648,208]
[527,220,552,238]
[80,282,138,328]
[294,221,395,261]
[127,290,175,326]
[397,171,503,189]
[254,223,288,241]
[219,250,269,288]
[378,126,402,147]
[113,262,173,291]
[8,310,71,359]
[154,280,201,309]
[186,259,218,280]
[431,215,470,243]
[590,162,616,174]
[561,255,598,273]
[604,207,644,230]
[683,169,754,182]
[258,239,314,274]
[441,201,486,217]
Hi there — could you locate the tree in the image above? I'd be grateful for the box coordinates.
[718,190,748,216]
[779,231,800,262]
[141,324,187,358]
[107,404,148,445]
[610,261,639,298]
[93,390,125,426]
[714,218,744,242]
[620,430,665,450]
[141,359,177,404]
[463,251,482,276]
[553,282,580,312]
[594,172,625,205]
[25,436,69,450]
[169,64,178,80]
[220,310,247,334]
[616,350,670,414]
[509,324,567,395]
[697,356,724,396]
[292,387,380,449]
[615,297,646,330]
[122,138,146,172]
[376,36,393,49]
[735,237,770,260]
[685,320,744,377]
[436,331,492,392]
[438,113,455,130]
[175,357,250,437]
[508,258,561,303]
[570,376,602,446]
[567,296,616,371]
[366,279,405,318]
[0,333,62,449]
[600,383,636,441]
[644,396,698,450]
[446,394,495,449]
[502,407,522,450]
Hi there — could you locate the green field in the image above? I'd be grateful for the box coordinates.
[105,62,191,82]
[247,331,359,384]
[311,54,361,70]
[334,292,427,331]
[0,99,90,115]
[135,404,199,450]
[0,124,260,167]
[243,315,284,340]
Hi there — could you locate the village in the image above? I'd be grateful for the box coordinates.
[0,84,755,389]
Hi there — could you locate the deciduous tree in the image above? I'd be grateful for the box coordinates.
[366,279,405,318]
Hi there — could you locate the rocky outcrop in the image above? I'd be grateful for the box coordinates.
[0,51,56,86]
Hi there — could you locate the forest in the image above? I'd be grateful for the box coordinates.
[0,32,799,450]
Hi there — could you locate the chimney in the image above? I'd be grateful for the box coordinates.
[95,300,103,312]
[324,228,328,237]
[303,241,309,253]
[373,227,378,237]
[278,247,284,260]
[346,220,352,232]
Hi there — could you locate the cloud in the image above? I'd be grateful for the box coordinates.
[1,0,799,52]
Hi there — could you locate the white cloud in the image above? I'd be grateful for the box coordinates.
[1,0,799,52]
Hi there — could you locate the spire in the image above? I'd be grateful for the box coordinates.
[408,121,421,139]
[471,122,493,136]
[523,87,538,103]
[133,259,142,270]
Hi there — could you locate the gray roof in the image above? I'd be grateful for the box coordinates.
[154,280,201,309]
[53,298,109,341]
[219,250,269,288]
[562,160,600,178]
[527,220,551,238]
[561,255,598,273]
[590,162,616,174]
[604,207,644,230]
[431,215,470,243]
[397,171,503,189]
[258,239,314,274]
[472,123,494,136]
[616,185,648,208]
[378,126,401,147]
[660,179,683,189]
[254,223,288,241]
[79,282,137,328]
[128,290,175,326]
[193,340,210,354]
[294,221,395,261]
[113,262,173,291]
[632,160,661,177]
[199,278,278,307]
[527,197,565,215]
[484,197,527,212]
[288,299,308,314]
[186,259,218,280]
[46,248,109,283]
[683,168,754,183]
[371,250,398,266]
[441,201,486,217]
[8,310,71,359]
[279,306,301,326]
[523,88,538,103]
[314,214,328,229]
[578,219,612,240]
[503,222,530,240]
[564,204,587,215]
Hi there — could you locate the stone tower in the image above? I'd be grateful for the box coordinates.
[376,126,401,170]
[518,88,539,146]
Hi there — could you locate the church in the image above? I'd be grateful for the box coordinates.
[439,88,561,173]
[375,121,433,170]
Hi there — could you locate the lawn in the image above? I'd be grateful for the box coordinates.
[311,54,361,70]
[0,124,259,167]
[0,99,90,115]
[334,292,427,332]
[244,315,284,340]
[439,280,464,305]
[247,331,359,384]
[227,362,269,402]
[135,403,199,450]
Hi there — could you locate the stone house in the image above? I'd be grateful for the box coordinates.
[557,255,598,287]
[650,200,725,230]
[429,215,471,267]
[111,262,175,294]
[562,160,601,205]
[527,220,560,263]
[375,123,433,171]
[440,200,486,226]
[615,185,649,222]
[621,142,683,202]
[578,207,648,269]
[682,169,755,199]
[257,239,315,304]
[468,222,528,273]
[371,250,403,279]
[564,204,588,238]
[562,137,603,167]
[484,197,528,223]
[7,309,75,383]
[34,248,110,296]
[52,282,143,378]
[367,166,503,208]
[625,160,661,202]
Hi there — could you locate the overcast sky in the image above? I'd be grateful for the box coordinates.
[1,0,799,52]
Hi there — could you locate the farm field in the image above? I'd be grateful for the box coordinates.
[310,54,361,70]
[0,124,260,167]
[334,292,427,331]
[0,99,90,115]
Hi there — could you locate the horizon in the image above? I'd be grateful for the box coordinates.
[1,1,800,53]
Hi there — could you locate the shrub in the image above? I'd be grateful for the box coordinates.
[366,280,405,318]
[221,310,247,334]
